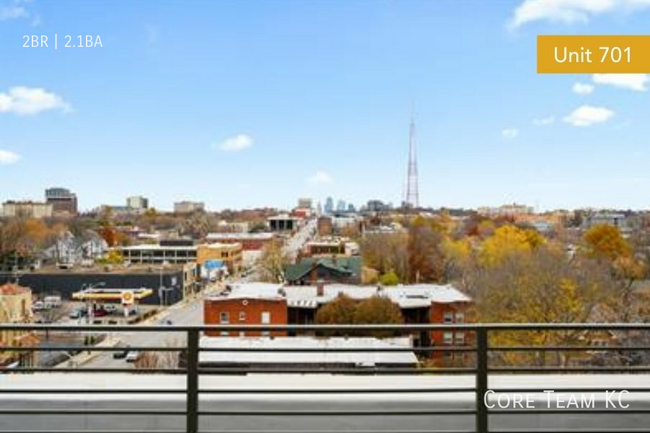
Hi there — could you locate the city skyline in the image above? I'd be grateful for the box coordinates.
[2,1,650,210]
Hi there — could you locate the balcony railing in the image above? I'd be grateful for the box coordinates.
[1,323,650,433]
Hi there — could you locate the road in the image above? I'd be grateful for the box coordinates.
[81,285,220,369]
[81,220,316,368]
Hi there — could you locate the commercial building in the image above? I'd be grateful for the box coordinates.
[2,201,53,219]
[477,203,534,218]
[126,196,149,211]
[317,216,333,236]
[118,240,242,274]
[205,232,275,251]
[174,201,205,213]
[45,188,78,215]
[0,283,37,367]
[0,263,199,305]
[297,198,313,209]
[196,243,243,274]
[268,214,300,232]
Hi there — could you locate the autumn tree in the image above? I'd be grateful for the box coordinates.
[379,270,399,286]
[407,216,447,283]
[315,294,357,326]
[361,232,409,282]
[258,239,290,283]
[584,224,631,262]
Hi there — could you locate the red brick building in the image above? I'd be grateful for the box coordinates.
[204,283,287,337]
[205,233,275,251]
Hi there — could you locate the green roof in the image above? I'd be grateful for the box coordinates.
[285,256,362,282]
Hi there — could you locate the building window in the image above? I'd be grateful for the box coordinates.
[219,312,229,324]
[443,311,454,324]
[443,332,453,345]
[239,312,246,322]
[220,331,229,337]
[455,312,465,323]
[261,311,271,324]
[455,332,465,345]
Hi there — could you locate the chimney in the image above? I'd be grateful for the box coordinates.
[317,279,325,297]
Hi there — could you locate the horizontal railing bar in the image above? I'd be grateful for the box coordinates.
[489,366,650,373]
[0,409,186,415]
[0,367,186,374]
[491,345,650,352]
[491,430,650,433]
[197,409,477,416]
[199,346,476,353]
[0,346,185,352]
[491,409,650,415]
[0,389,186,394]
[198,367,477,375]
[0,424,478,432]
[491,388,650,393]
[3,323,650,332]
[198,387,477,394]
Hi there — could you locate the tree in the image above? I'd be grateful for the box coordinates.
[479,225,544,267]
[258,239,290,283]
[407,217,447,283]
[315,294,357,325]
[463,246,616,366]
[584,224,632,262]
[361,232,409,282]
[379,270,399,286]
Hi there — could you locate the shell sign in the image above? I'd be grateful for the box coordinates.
[121,290,135,305]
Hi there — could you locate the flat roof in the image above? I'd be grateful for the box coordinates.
[208,283,471,308]
[199,337,417,366]
[206,233,275,240]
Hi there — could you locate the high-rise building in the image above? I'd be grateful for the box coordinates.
[324,197,334,214]
[45,187,78,215]
[127,196,149,210]
[336,200,346,212]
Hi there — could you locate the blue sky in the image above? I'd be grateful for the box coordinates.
[1,0,650,212]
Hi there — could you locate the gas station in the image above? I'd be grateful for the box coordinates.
[71,287,154,319]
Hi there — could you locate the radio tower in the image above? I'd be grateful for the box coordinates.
[405,117,419,208]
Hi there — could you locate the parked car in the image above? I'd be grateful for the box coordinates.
[103,304,118,313]
[43,296,62,308]
[113,345,130,359]
[92,308,108,317]
[69,309,87,319]
[32,301,46,311]
[125,351,140,363]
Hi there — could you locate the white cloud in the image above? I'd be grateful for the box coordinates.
[563,105,615,126]
[217,134,253,152]
[0,87,72,116]
[0,0,39,25]
[533,116,555,125]
[307,170,333,184]
[509,0,650,28]
[0,149,20,165]
[501,128,520,139]
[593,73,649,91]
[572,82,594,95]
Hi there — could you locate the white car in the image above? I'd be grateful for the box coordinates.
[32,301,46,311]
[125,351,140,363]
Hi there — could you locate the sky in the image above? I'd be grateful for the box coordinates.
[1,0,650,212]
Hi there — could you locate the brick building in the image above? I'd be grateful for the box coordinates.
[204,283,287,337]
[204,283,473,357]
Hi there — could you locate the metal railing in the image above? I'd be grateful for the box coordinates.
[1,323,650,433]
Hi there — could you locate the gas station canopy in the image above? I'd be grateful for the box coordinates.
[71,288,153,302]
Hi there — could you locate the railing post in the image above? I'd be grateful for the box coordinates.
[476,327,489,433]
[186,329,200,433]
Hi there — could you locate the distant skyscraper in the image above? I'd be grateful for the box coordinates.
[336,200,346,212]
[324,197,334,214]
[45,187,78,215]
[127,196,149,210]
[404,117,419,208]
[347,203,356,213]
